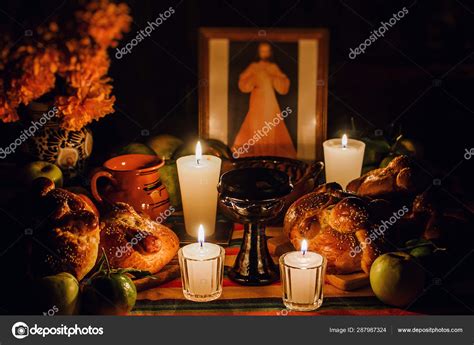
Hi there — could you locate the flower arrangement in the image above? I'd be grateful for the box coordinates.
[0,0,131,131]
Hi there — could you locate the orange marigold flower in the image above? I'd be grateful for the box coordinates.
[0,64,19,122]
[0,96,20,122]
[9,48,60,105]
[61,42,110,88]
[56,79,115,131]
[77,0,131,48]
[0,0,130,129]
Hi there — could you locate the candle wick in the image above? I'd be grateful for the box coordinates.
[199,240,203,248]
[302,249,306,256]
[196,158,200,165]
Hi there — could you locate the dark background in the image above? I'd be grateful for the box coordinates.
[0,0,472,181]
[228,41,298,146]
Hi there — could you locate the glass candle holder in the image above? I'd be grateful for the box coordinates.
[279,250,326,311]
[178,243,225,302]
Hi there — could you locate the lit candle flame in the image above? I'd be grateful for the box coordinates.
[301,239,308,255]
[342,134,348,148]
[198,224,205,247]
[196,141,202,165]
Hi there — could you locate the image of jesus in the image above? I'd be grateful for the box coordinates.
[232,42,297,158]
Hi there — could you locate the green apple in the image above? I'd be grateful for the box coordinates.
[113,142,156,157]
[146,134,183,160]
[370,252,425,307]
[35,272,80,315]
[82,273,137,315]
[362,136,391,166]
[159,160,181,209]
[24,161,63,187]
[410,246,433,258]
[391,135,424,159]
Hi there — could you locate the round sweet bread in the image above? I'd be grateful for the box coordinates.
[100,203,179,274]
[32,178,100,281]
[284,183,383,274]
[346,155,416,197]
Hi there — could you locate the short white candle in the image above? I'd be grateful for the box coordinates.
[283,240,324,304]
[180,225,223,296]
[323,134,365,189]
[177,141,222,237]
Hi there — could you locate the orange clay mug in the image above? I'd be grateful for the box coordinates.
[91,154,171,219]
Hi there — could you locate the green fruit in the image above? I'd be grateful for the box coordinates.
[405,238,431,247]
[159,160,181,209]
[173,139,232,160]
[113,142,156,157]
[370,252,425,307]
[24,161,63,188]
[36,272,80,315]
[410,246,433,258]
[205,139,233,160]
[391,135,423,159]
[82,273,137,315]
[146,134,184,160]
[362,137,391,166]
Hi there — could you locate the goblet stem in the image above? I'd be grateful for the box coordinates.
[228,222,279,286]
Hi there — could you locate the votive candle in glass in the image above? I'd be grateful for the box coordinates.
[279,240,326,311]
[178,225,225,302]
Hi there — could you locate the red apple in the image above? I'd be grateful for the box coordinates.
[370,252,425,307]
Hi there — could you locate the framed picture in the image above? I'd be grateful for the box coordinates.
[198,28,329,161]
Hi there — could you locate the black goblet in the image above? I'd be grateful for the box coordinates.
[217,167,293,286]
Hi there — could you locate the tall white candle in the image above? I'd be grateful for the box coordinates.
[323,134,365,189]
[177,141,221,237]
[283,240,324,304]
[180,225,223,297]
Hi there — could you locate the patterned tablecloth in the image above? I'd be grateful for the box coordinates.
[131,226,424,316]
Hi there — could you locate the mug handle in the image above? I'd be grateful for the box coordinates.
[91,170,116,203]
[309,161,325,181]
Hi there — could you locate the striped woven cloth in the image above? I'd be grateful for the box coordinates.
[131,225,420,316]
